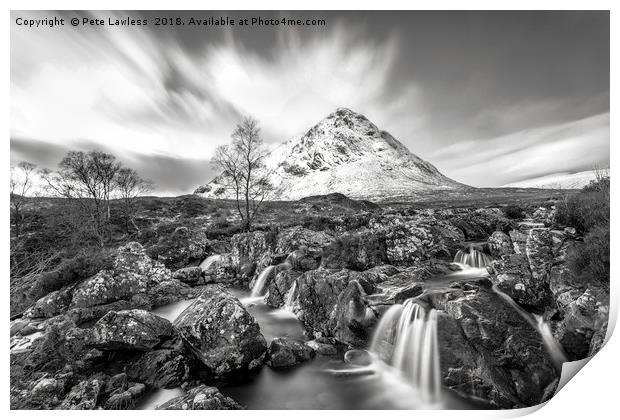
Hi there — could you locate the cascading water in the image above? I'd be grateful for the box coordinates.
[491,285,567,370]
[200,254,222,271]
[369,300,442,406]
[282,251,297,269]
[251,265,275,297]
[454,245,493,268]
[250,252,298,298]
[284,281,297,312]
[534,314,569,369]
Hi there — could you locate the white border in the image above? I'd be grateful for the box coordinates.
[3,2,616,419]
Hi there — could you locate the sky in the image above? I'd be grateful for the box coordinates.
[11,10,610,195]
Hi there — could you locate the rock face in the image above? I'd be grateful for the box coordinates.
[173,286,267,377]
[491,229,554,309]
[230,230,276,279]
[126,349,191,388]
[88,310,173,351]
[267,338,315,368]
[195,108,466,201]
[419,285,559,409]
[156,385,243,410]
[294,268,374,339]
[265,269,301,308]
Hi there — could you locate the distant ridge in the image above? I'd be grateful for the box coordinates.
[502,169,608,190]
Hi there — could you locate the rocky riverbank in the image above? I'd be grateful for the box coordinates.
[10,194,609,409]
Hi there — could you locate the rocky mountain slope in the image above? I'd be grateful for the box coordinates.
[195,108,468,201]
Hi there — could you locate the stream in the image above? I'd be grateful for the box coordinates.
[141,287,485,410]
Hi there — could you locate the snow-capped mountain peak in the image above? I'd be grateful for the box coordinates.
[195,108,467,200]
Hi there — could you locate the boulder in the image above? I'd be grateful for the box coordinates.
[491,254,545,308]
[487,231,513,259]
[509,230,528,255]
[71,271,144,308]
[331,280,377,347]
[25,288,72,319]
[104,383,146,409]
[294,268,361,338]
[320,230,388,270]
[88,309,173,351]
[71,242,172,308]
[148,280,196,307]
[265,269,302,308]
[408,287,560,409]
[305,338,339,356]
[30,376,68,407]
[230,230,277,276]
[126,349,191,388]
[531,206,555,225]
[173,286,267,377]
[202,254,237,284]
[147,227,207,270]
[439,288,558,408]
[63,297,151,326]
[58,378,104,410]
[525,229,553,281]
[368,213,465,265]
[553,288,609,359]
[267,337,315,368]
[15,317,87,376]
[172,266,204,285]
[275,226,335,260]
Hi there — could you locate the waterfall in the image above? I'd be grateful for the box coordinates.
[251,265,275,297]
[250,252,298,299]
[200,254,222,271]
[369,300,442,405]
[454,245,493,268]
[282,251,297,269]
[534,314,569,370]
[491,285,567,370]
[284,281,297,312]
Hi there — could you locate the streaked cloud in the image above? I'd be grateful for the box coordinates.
[10,10,609,194]
[430,112,610,186]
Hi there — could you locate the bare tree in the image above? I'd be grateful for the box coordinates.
[10,161,37,237]
[114,167,153,233]
[212,116,272,230]
[40,151,121,245]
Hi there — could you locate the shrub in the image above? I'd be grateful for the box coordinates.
[32,248,115,296]
[568,224,610,291]
[503,205,526,220]
[555,176,609,233]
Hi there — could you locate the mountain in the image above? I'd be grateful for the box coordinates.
[195,108,468,201]
[502,169,607,190]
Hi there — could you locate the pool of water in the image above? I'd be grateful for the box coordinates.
[145,286,485,410]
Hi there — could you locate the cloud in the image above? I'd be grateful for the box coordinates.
[430,112,610,186]
[10,11,610,194]
[11,137,213,196]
